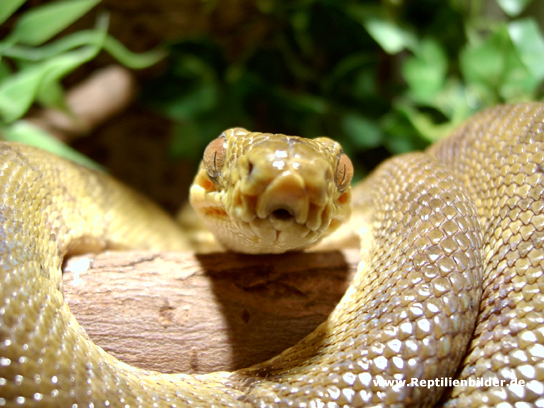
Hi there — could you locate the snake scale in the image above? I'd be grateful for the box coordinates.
[1,102,544,407]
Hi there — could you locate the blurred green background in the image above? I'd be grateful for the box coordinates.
[1,0,544,199]
[141,0,544,179]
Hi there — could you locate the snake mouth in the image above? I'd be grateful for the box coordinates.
[192,175,347,253]
[198,198,337,253]
[234,188,334,233]
[268,208,297,231]
[270,208,294,223]
[271,208,293,220]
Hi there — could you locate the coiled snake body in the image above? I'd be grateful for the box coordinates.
[1,103,543,407]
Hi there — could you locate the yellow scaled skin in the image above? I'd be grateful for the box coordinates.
[1,103,544,407]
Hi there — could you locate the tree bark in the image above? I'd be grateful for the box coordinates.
[63,249,358,374]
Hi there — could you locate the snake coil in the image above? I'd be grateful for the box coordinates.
[1,103,543,407]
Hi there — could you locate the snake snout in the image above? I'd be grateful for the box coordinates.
[256,172,309,226]
[252,172,333,234]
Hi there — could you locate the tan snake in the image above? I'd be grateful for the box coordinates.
[1,102,543,407]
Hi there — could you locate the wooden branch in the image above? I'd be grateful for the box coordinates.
[63,250,358,374]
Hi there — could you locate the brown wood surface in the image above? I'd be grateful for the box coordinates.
[63,249,358,374]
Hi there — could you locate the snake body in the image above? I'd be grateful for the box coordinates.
[1,103,543,407]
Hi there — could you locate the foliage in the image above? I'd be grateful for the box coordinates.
[142,0,544,177]
[0,0,165,167]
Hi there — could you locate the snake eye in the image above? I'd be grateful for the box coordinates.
[336,152,353,192]
[203,135,227,179]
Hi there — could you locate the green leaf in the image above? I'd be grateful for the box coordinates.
[10,0,101,46]
[0,60,11,82]
[0,0,27,26]
[36,80,67,111]
[2,120,103,170]
[500,49,537,101]
[461,28,507,89]
[508,18,544,82]
[103,36,166,69]
[0,45,100,123]
[496,0,533,17]
[39,46,101,94]
[147,53,220,120]
[275,90,328,115]
[341,112,382,148]
[163,82,218,120]
[380,110,429,154]
[170,120,203,157]
[431,78,477,123]
[365,18,414,54]
[323,52,373,94]
[3,30,100,62]
[460,25,536,103]
[3,30,162,70]
[395,102,456,142]
[33,15,107,110]
[348,5,416,54]
[0,66,45,123]
[170,117,228,159]
[402,38,448,103]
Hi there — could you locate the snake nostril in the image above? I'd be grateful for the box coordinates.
[271,209,293,220]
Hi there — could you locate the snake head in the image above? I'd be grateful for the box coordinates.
[190,128,353,254]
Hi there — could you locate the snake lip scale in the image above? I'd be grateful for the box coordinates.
[1,102,544,407]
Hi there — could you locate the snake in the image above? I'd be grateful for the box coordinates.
[0,102,543,407]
